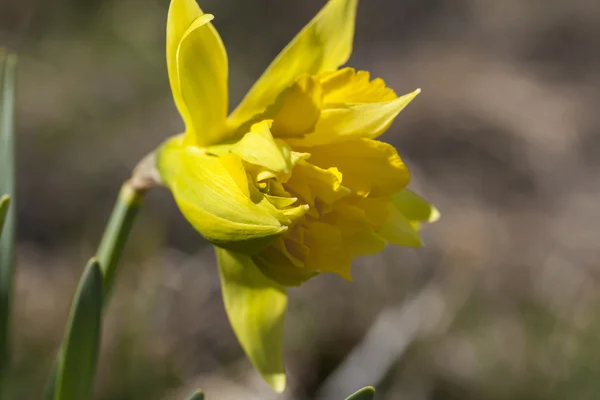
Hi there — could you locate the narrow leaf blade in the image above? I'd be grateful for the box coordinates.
[0,195,9,240]
[345,386,376,400]
[0,50,17,378]
[54,259,103,400]
[185,390,205,400]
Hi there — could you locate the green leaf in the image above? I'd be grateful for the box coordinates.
[0,50,17,379]
[345,386,376,400]
[185,389,205,400]
[216,248,287,393]
[0,195,9,240]
[54,259,103,400]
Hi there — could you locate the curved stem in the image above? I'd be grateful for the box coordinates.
[96,181,146,300]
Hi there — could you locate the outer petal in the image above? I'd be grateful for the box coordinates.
[377,204,422,248]
[177,13,229,146]
[358,198,422,248]
[156,135,289,254]
[166,0,203,127]
[217,248,287,392]
[228,0,358,128]
[392,189,440,229]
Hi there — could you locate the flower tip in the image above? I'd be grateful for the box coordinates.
[265,372,286,393]
[414,88,422,95]
[428,205,441,223]
[337,269,353,282]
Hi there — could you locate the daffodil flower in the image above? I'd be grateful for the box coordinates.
[153,0,439,392]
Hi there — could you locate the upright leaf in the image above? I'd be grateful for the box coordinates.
[345,386,376,400]
[0,195,9,240]
[54,259,103,400]
[0,50,17,379]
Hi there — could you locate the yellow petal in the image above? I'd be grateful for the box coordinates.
[156,136,289,254]
[166,0,204,131]
[392,189,440,228]
[343,231,387,259]
[176,8,228,146]
[320,68,397,104]
[377,203,422,248]
[284,161,350,210]
[302,221,352,279]
[232,121,291,175]
[299,139,410,197]
[269,75,323,137]
[228,0,358,128]
[289,89,420,146]
[217,248,287,392]
[253,238,318,286]
[359,198,421,248]
[323,202,386,259]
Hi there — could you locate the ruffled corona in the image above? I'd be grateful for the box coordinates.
[158,68,435,284]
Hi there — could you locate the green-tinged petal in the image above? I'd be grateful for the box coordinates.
[217,248,287,392]
[358,198,422,248]
[377,203,422,248]
[289,89,420,146]
[392,189,440,227]
[156,136,288,254]
[177,12,229,146]
[228,0,358,128]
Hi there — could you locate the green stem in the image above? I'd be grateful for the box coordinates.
[96,182,146,299]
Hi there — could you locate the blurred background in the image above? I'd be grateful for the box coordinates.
[2,0,600,398]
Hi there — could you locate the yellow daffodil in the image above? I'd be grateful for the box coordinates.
[154,0,439,392]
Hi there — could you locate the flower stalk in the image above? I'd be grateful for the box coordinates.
[96,181,146,299]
